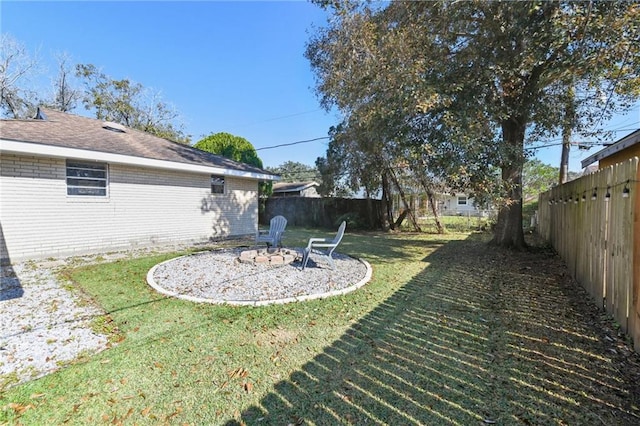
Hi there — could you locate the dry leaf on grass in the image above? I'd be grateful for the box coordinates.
[228,367,249,379]
[7,403,35,415]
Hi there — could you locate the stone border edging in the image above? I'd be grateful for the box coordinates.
[146,253,373,306]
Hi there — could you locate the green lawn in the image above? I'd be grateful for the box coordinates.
[413,214,494,233]
[2,228,639,425]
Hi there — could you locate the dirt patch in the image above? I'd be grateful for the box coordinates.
[253,328,300,347]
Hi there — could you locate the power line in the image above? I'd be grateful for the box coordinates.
[528,125,639,148]
[595,32,639,127]
[528,141,609,151]
[228,109,324,129]
[254,121,638,153]
[256,136,330,151]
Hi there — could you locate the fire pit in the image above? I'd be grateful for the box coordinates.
[238,248,297,266]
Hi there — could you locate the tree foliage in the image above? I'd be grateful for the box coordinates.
[194,132,272,197]
[76,64,189,143]
[316,122,385,198]
[44,52,81,113]
[0,34,189,143]
[522,159,559,202]
[306,0,640,248]
[266,161,321,183]
[195,132,263,166]
[523,159,583,201]
[0,33,40,118]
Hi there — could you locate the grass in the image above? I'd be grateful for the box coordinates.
[1,228,639,425]
[414,214,494,233]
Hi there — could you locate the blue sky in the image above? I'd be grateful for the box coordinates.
[2,1,638,171]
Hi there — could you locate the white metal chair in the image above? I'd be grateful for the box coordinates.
[255,215,287,247]
[302,221,346,270]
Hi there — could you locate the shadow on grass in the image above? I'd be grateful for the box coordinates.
[228,236,640,425]
[284,226,451,266]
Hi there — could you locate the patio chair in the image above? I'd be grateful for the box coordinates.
[301,221,346,270]
[255,215,287,247]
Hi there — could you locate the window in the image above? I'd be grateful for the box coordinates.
[457,195,468,206]
[66,161,108,196]
[211,175,225,194]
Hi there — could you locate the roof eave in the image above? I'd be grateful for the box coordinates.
[581,129,640,169]
[0,139,279,181]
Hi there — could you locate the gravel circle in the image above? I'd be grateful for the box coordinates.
[0,243,370,389]
[148,248,372,305]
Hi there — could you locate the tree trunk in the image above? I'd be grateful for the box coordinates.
[388,168,422,232]
[418,175,444,234]
[365,196,375,229]
[426,190,444,234]
[490,119,526,249]
[559,134,570,184]
[381,171,393,230]
[394,209,409,228]
[559,86,575,184]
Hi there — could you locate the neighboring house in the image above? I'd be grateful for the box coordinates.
[437,193,489,216]
[581,128,640,169]
[392,192,490,218]
[0,108,278,263]
[271,181,320,198]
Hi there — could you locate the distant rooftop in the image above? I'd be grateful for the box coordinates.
[272,181,319,193]
[581,129,640,168]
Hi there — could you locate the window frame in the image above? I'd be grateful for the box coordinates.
[211,174,225,195]
[66,160,108,197]
[457,195,468,206]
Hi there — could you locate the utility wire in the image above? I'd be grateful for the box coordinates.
[256,136,330,151]
[253,116,638,153]
[529,124,639,148]
[229,109,324,128]
[595,32,638,127]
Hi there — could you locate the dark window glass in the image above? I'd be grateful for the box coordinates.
[66,161,108,197]
[211,175,225,194]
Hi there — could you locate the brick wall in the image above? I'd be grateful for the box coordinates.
[0,154,258,262]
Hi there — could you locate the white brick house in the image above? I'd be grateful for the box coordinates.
[0,109,278,263]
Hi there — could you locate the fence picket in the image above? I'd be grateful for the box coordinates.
[538,157,638,351]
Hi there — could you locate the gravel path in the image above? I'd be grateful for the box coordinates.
[1,245,371,389]
[1,262,108,389]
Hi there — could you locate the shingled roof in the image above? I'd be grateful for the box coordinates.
[0,108,277,180]
[272,181,319,193]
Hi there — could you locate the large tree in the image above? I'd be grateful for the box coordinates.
[0,33,40,118]
[307,0,640,249]
[76,64,189,144]
[266,161,321,183]
[47,52,82,113]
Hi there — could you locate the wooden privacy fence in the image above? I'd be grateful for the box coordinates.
[538,157,640,352]
[261,196,384,230]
